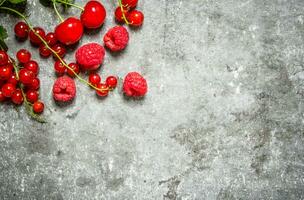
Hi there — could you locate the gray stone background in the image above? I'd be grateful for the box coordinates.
[0,0,304,199]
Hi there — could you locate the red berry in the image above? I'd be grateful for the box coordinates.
[0,90,6,102]
[88,73,101,86]
[33,101,44,114]
[8,73,18,85]
[11,89,24,105]
[0,50,9,65]
[54,60,66,76]
[115,7,129,23]
[106,76,118,89]
[24,60,39,75]
[14,22,29,39]
[96,83,109,97]
[26,90,39,103]
[52,76,76,102]
[55,17,83,45]
[0,65,13,80]
[103,26,129,51]
[1,83,16,97]
[28,78,40,90]
[81,0,106,29]
[16,49,31,64]
[67,63,80,77]
[39,45,52,57]
[29,27,46,46]
[52,43,66,59]
[127,10,144,27]
[75,43,105,71]
[19,68,35,84]
[45,32,57,46]
[123,72,148,97]
[121,0,138,9]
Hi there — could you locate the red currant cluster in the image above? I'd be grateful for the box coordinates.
[88,73,118,97]
[0,49,44,114]
[115,0,144,26]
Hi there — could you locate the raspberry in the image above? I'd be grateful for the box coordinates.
[103,26,129,52]
[75,43,105,71]
[123,72,148,97]
[52,76,76,102]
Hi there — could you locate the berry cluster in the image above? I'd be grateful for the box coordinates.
[115,0,144,26]
[0,49,44,115]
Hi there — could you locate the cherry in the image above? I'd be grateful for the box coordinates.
[52,44,66,59]
[28,78,40,90]
[39,45,52,57]
[96,83,109,97]
[0,65,13,80]
[105,76,118,89]
[16,49,31,64]
[24,60,39,75]
[0,90,6,102]
[45,32,57,46]
[29,27,46,46]
[19,68,35,84]
[88,73,101,86]
[67,63,80,78]
[55,17,83,45]
[14,21,29,39]
[1,83,16,97]
[81,1,106,29]
[11,89,24,105]
[33,101,44,114]
[115,7,129,23]
[26,90,39,103]
[127,10,144,27]
[54,60,66,76]
[8,74,18,85]
[121,0,138,9]
[0,50,9,65]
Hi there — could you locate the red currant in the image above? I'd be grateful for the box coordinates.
[24,60,39,75]
[54,60,66,76]
[39,45,52,57]
[28,78,40,90]
[16,49,31,64]
[33,101,44,114]
[45,32,57,46]
[96,83,109,97]
[1,83,16,97]
[8,73,18,85]
[89,73,101,86]
[0,90,6,102]
[121,0,138,9]
[115,7,129,23]
[81,1,106,29]
[29,27,46,46]
[11,89,24,105]
[52,44,66,59]
[19,68,35,84]
[0,65,13,80]
[0,50,9,65]
[106,76,118,89]
[55,17,84,45]
[14,21,29,39]
[67,63,80,78]
[26,90,39,103]
[127,10,144,27]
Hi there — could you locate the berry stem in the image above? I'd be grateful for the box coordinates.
[0,6,108,92]
[118,0,130,24]
[52,0,64,23]
[8,57,19,80]
[54,0,84,11]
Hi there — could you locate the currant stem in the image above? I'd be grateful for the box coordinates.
[52,1,64,23]
[54,0,84,11]
[118,0,130,24]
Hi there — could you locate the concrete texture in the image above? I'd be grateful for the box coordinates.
[0,0,304,199]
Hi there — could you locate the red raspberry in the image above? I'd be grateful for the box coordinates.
[123,72,147,97]
[52,76,76,102]
[103,26,129,52]
[75,43,105,71]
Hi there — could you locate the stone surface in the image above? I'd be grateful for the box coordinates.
[0,0,304,199]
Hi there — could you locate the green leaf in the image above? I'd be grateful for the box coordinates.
[8,0,26,4]
[0,0,27,14]
[0,26,8,51]
[39,0,52,7]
